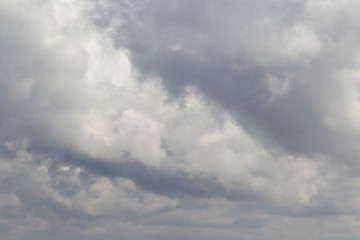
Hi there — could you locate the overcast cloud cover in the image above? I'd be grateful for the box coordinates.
[2,0,360,239]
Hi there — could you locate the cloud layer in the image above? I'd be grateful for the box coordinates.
[2,0,360,239]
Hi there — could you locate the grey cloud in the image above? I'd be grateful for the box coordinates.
[3,0,360,239]
[115,0,360,167]
[36,146,256,201]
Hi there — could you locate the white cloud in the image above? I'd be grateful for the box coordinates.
[2,0,360,240]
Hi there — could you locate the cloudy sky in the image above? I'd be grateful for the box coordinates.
[2,0,360,239]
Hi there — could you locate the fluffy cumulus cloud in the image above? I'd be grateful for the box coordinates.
[2,0,360,239]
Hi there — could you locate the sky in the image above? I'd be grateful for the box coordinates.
[1,0,360,239]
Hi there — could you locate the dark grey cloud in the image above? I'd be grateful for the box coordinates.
[115,0,360,167]
[53,150,257,201]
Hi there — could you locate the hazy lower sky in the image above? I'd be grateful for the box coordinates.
[1,0,360,239]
